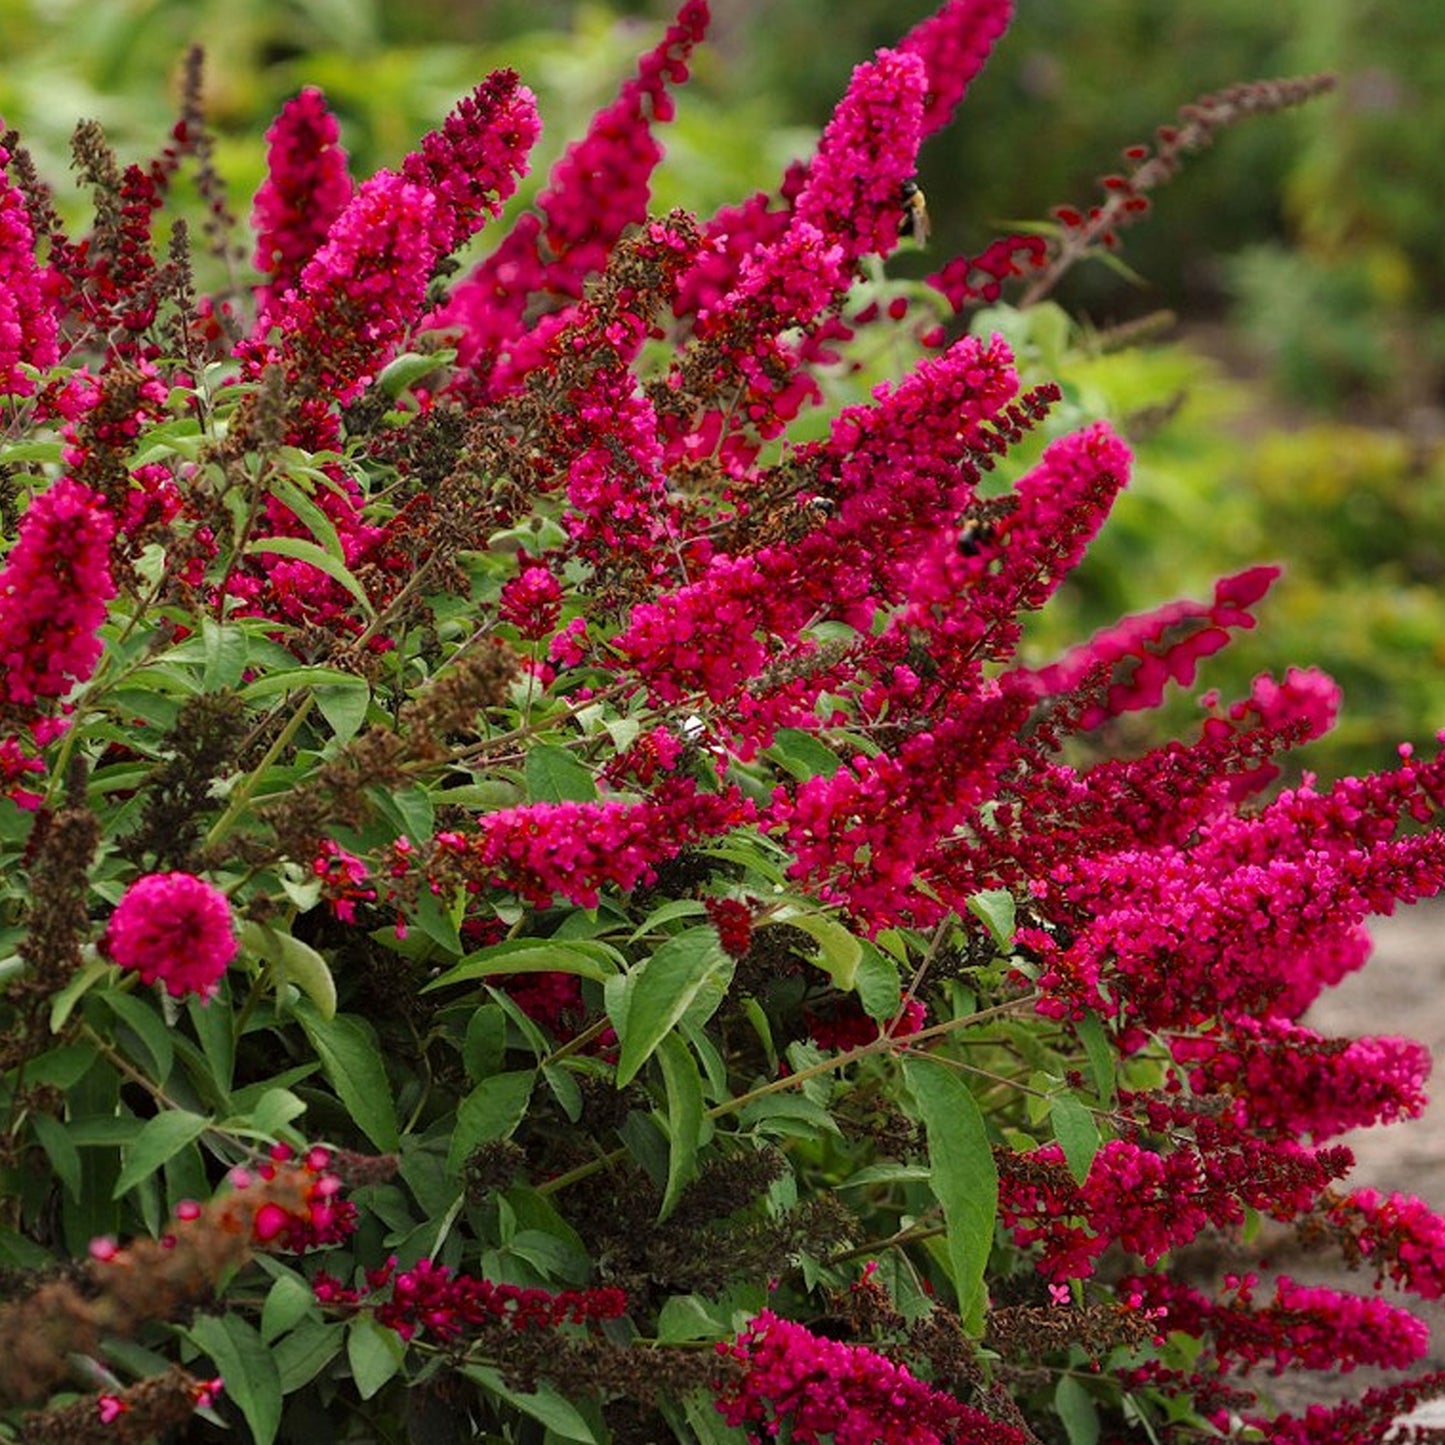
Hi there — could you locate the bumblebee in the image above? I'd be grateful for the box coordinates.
[898,178,931,247]
[956,517,995,558]
[955,498,1017,557]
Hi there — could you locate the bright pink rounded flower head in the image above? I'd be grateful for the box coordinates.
[107,872,237,1001]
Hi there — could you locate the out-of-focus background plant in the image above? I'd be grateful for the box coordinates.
[4,0,1438,781]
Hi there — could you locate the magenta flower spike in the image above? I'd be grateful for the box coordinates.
[0,130,59,397]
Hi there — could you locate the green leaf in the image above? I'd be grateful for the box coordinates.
[766,728,844,780]
[188,991,235,1098]
[838,1162,934,1189]
[612,929,729,1088]
[241,920,337,1020]
[112,1110,210,1198]
[314,679,371,743]
[165,1140,209,1204]
[245,536,374,617]
[378,348,455,397]
[200,618,248,691]
[543,1062,583,1122]
[245,1087,308,1139]
[656,1033,703,1220]
[742,997,777,1074]
[903,1058,998,1332]
[1056,1375,1102,1445]
[1050,1093,1102,1186]
[968,889,1016,948]
[30,1111,82,1202]
[268,474,345,562]
[272,1319,345,1393]
[261,1272,317,1344]
[102,990,174,1082]
[462,1365,598,1443]
[187,1314,283,1445]
[1075,1011,1117,1108]
[411,885,463,953]
[736,1093,841,1141]
[681,1391,754,1445]
[628,897,708,941]
[348,1314,406,1400]
[424,938,618,993]
[25,1043,96,1090]
[525,743,597,803]
[854,942,902,1022]
[656,1294,727,1343]
[0,439,64,464]
[239,665,369,702]
[48,957,109,1033]
[789,913,862,991]
[0,1227,56,1268]
[295,1005,399,1151]
[463,1004,508,1083]
[446,1070,536,1178]
[386,783,434,844]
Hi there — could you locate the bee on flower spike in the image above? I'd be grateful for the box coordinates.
[898,178,931,246]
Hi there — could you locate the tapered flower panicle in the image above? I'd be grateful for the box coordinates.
[439,1,707,396]
[1121,1272,1430,1375]
[427,781,753,910]
[0,1152,350,1407]
[617,333,1020,713]
[1174,1018,1430,1140]
[399,69,540,256]
[660,49,928,464]
[242,71,537,435]
[1027,566,1285,728]
[717,1311,1030,1444]
[0,129,58,396]
[251,87,354,312]
[792,49,928,265]
[898,0,1015,135]
[242,171,439,415]
[0,477,114,720]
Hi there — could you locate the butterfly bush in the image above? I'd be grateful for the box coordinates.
[0,3,1431,1442]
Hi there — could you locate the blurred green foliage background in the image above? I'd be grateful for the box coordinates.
[2,0,1442,778]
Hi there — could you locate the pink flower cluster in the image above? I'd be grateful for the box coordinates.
[398,69,542,256]
[251,86,354,310]
[1171,1016,1430,1141]
[244,171,440,413]
[1248,1371,1445,1445]
[429,781,754,909]
[226,1145,356,1252]
[105,871,237,1001]
[715,1310,1028,1445]
[313,1256,627,1344]
[0,128,58,396]
[1323,1187,1445,1301]
[999,1134,1349,1282]
[1026,565,1285,729]
[0,476,115,720]
[437,0,707,395]
[898,0,1015,135]
[1121,1271,1428,1375]
[313,839,378,924]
